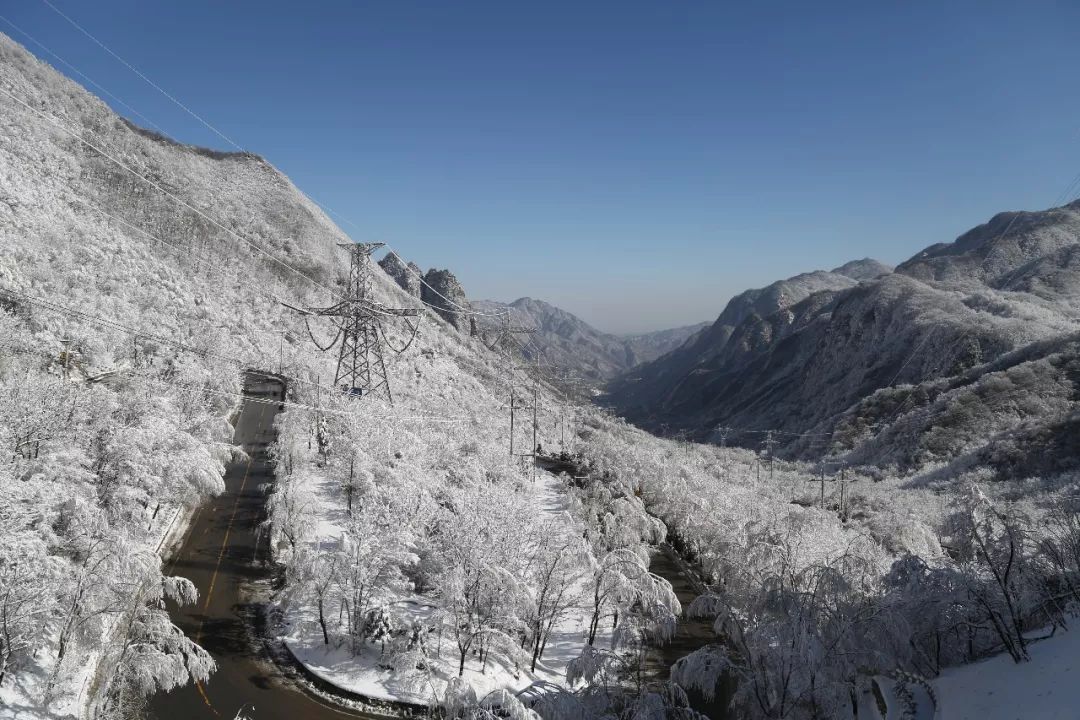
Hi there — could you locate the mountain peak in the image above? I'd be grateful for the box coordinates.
[830,258,893,281]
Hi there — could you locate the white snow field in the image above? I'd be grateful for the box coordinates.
[930,629,1080,720]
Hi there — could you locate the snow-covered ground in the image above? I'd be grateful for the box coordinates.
[0,498,196,720]
[282,471,614,705]
[8,17,1080,720]
[930,629,1080,720]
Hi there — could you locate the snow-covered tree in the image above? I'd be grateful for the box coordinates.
[91,553,214,719]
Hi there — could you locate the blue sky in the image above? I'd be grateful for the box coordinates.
[5,1,1080,333]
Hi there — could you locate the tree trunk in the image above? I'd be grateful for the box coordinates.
[318,597,329,645]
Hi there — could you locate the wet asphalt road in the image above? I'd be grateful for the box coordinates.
[148,374,380,720]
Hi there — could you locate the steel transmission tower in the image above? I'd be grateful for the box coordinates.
[287,242,419,403]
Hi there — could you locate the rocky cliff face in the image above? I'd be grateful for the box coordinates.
[421,268,470,331]
[605,213,1080,470]
[379,253,422,298]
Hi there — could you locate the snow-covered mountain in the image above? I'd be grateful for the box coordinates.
[0,30,720,719]
[609,261,893,397]
[473,296,708,381]
[11,24,1080,720]
[621,321,712,364]
[0,29,552,716]
[606,213,1080,470]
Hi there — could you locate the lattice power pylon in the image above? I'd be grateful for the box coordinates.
[286,242,419,403]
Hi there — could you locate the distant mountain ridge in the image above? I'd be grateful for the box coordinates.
[605,210,1080,474]
[604,258,894,408]
[473,297,708,381]
[375,255,708,382]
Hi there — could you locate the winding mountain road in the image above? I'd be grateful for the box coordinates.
[149,378,727,720]
[148,374,381,720]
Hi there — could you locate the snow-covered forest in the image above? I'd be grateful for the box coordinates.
[5,18,1080,720]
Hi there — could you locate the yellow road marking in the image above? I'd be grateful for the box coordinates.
[186,398,272,716]
[195,681,221,716]
[191,457,253,716]
[197,457,254,631]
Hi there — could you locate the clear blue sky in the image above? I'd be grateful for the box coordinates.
[6,1,1080,333]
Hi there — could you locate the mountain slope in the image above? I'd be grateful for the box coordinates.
[473,296,707,381]
[9,27,1080,720]
[2,31,716,719]
[605,212,1080,464]
[604,261,891,427]
[0,30,545,716]
[622,321,711,364]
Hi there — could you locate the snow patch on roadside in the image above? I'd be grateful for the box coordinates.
[930,628,1080,720]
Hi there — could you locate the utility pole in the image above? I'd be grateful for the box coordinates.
[560,396,567,448]
[510,389,519,457]
[494,315,533,458]
[763,431,778,482]
[286,242,419,403]
[803,445,848,515]
[532,362,539,458]
[675,429,690,458]
[60,337,72,380]
[531,368,539,481]
[819,463,826,510]
[838,463,848,519]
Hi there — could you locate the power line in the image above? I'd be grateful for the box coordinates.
[0,85,350,310]
[27,1,506,321]
[0,285,250,366]
[0,16,566,438]
[4,82,424,324]
[0,293,481,424]
[0,284,334,393]
[76,199,283,302]
[0,12,167,136]
[287,242,420,402]
[29,5,1080,455]
[38,0,242,151]
[0,45,396,328]
[0,35,285,315]
[28,0,1080,339]
[143,375,477,424]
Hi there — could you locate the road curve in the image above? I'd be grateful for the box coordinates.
[149,373,383,720]
[150,382,728,720]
